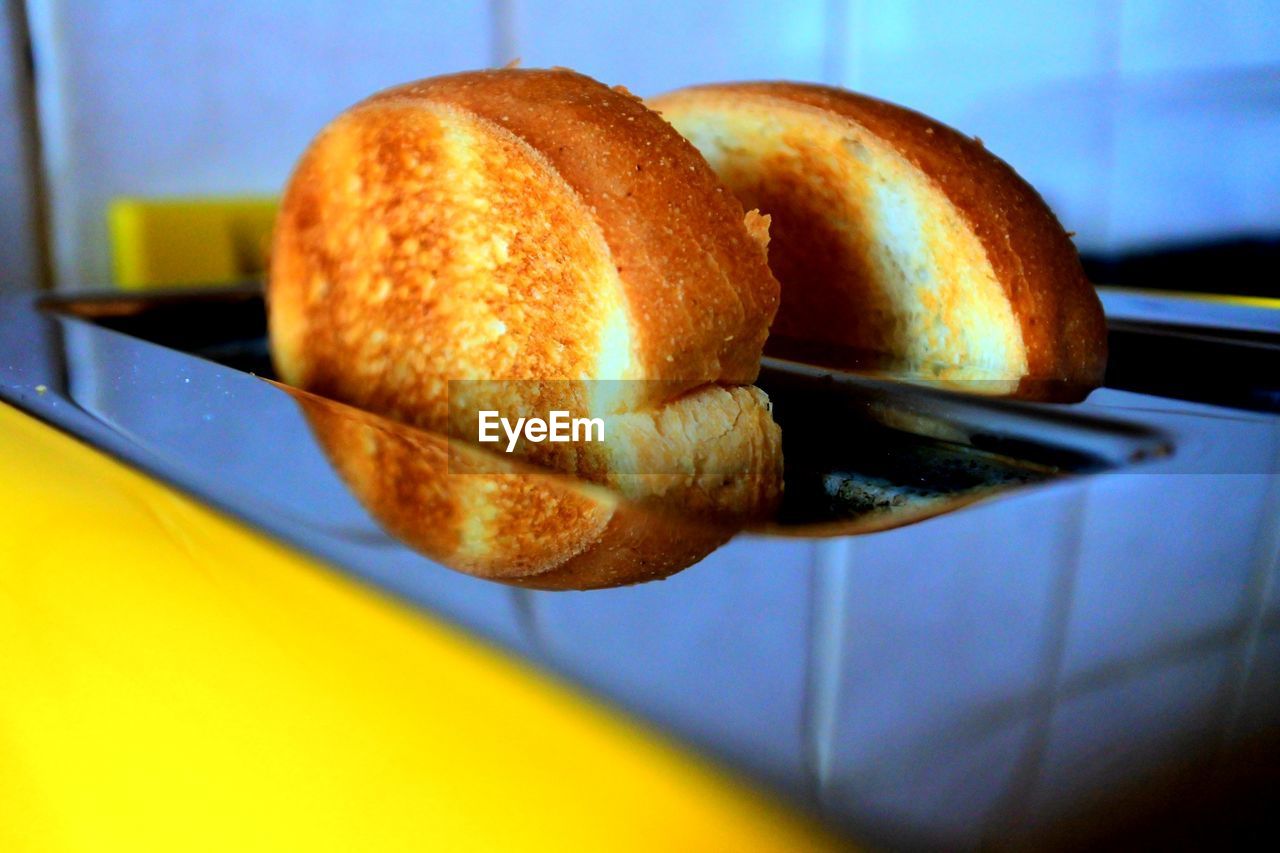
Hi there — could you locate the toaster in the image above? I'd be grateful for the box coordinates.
[2,283,1277,849]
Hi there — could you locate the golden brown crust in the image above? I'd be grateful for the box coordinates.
[271,68,781,422]
[651,82,1108,398]
[367,70,780,391]
[502,505,730,590]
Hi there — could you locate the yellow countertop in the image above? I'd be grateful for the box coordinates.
[0,402,846,852]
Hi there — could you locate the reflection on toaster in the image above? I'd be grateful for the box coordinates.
[289,387,742,590]
[284,373,1112,590]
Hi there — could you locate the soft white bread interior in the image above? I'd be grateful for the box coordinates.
[649,83,1107,400]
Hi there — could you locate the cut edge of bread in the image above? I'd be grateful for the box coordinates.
[650,82,1107,399]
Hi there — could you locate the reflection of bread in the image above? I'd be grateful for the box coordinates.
[294,390,731,590]
[605,384,782,517]
[650,83,1107,399]
[269,68,782,518]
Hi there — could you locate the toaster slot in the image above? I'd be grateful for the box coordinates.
[41,286,1173,535]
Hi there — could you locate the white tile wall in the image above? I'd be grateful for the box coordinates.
[1118,0,1280,75]
[1107,68,1280,249]
[26,0,491,289]
[844,1,1118,125]
[959,80,1116,252]
[1116,90,1279,253]
[16,0,1280,287]
[510,0,829,95]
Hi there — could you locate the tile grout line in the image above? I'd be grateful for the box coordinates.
[821,0,852,86]
[507,586,548,659]
[1099,0,1123,253]
[801,536,853,814]
[984,483,1089,840]
[488,0,517,68]
[1215,442,1280,764]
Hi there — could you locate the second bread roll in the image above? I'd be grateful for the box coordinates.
[651,82,1107,400]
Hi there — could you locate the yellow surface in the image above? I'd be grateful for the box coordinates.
[0,403,846,852]
[108,197,278,289]
[1097,285,1280,312]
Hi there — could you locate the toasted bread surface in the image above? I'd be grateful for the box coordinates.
[650,82,1107,396]
[271,69,780,421]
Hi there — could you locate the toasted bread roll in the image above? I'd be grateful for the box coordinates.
[650,83,1107,399]
[270,68,784,547]
[271,68,779,413]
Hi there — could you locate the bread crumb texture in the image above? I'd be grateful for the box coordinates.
[651,82,1106,395]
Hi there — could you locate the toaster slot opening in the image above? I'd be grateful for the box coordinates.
[42,286,1173,535]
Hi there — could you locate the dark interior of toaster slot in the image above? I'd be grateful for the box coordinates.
[46,286,277,377]
[1105,318,1280,413]
[755,368,1088,525]
[42,289,1173,527]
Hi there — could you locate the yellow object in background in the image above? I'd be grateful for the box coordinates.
[0,402,847,852]
[108,197,278,289]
